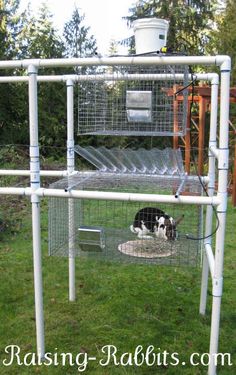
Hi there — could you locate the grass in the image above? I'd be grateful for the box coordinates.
[0,195,235,374]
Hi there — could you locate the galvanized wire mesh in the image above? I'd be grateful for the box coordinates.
[77,65,189,136]
[48,172,203,266]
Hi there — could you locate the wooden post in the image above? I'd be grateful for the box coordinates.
[173,84,179,149]
[185,101,191,174]
[198,96,206,175]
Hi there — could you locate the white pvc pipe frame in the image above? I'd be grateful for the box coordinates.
[0,55,231,375]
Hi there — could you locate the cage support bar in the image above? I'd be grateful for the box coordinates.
[28,65,45,360]
[174,173,187,198]
[66,79,76,302]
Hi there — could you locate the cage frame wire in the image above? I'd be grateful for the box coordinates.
[0,54,231,375]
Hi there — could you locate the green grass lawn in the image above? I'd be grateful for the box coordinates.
[0,196,235,374]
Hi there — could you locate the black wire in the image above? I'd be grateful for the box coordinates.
[184,67,220,241]
[174,73,198,97]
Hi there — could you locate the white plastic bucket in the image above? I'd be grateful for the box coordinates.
[133,18,169,54]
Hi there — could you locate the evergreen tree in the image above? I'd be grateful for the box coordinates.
[0,0,29,145]
[0,3,99,151]
[17,2,64,59]
[108,39,119,55]
[0,3,67,149]
[125,0,218,55]
[63,7,98,148]
[63,7,97,58]
[23,4,66,150]
[0,0,7,32]
[208,0,236,81]
[0,0,23,59]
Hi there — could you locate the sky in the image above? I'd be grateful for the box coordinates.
[19,0,136,55]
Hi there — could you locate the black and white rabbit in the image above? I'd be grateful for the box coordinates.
[130,207,184,240]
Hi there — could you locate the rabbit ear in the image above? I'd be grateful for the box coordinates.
[175,214,184,226]
[157,216,165,225]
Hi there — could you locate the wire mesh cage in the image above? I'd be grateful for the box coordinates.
[77,64,189,136]
[48,170,203,266]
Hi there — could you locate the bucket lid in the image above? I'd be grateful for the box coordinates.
[133,18,169,31]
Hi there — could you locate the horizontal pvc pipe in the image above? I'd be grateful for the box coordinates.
[0,186,220,206]
[0,76,29,83]
[0,170,68,177]
[40,170,69,177]
[30,56,219,68]
[0,73,218,84]
[205,243,215,278]
[38,188,220,205]
[0,187,30,195]
[0,76,68,83]
[0,55,229,70]
[0,170,29,176]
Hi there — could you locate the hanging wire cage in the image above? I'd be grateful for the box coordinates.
[48,147,203,266]
[77,64,189,136]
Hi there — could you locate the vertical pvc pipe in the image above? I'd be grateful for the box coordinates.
[67,79,75,175]
[199,76,219,315]
[28,64,45,359]
[208,65,230,375]
[67,79,76,302]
